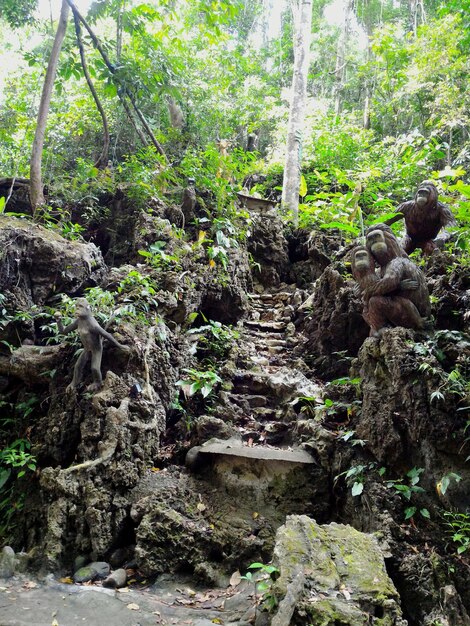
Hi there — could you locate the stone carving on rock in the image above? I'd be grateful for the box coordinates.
[351,243,427,337]
[351,224,431,336]
[55,298,130,393]
[388,181,456,255]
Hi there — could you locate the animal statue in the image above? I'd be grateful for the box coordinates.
[387,181,456,255]
[351,245,427,337]
[55,298,130,393]
[363,224,432,321]
[181,177,196,227]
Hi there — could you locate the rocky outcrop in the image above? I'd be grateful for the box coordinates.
[247,211,289,287]
[0,216,106,307]
[296,266,368,378]
[270,515,407,625]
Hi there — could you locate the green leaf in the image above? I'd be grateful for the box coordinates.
[420,508,430,519]
[0,468,11,490]
[299,175,307,198]
[186,312,199,325]
[404,507,417,520]
[351,482,363,497]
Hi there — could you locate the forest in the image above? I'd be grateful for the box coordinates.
[0,0,469,625]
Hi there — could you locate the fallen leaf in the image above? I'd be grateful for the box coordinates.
[196,502,206,512]
[127,603,140,611]
[23,581,38,589]
[229,570,241,587]
[116,587,129,593]
[51,620,59,626]
[58,577,73,584]
[211,619,223,624]
[151,467,160,472]
[252,512,259,520]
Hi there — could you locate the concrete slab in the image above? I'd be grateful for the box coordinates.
[197,441,314,464]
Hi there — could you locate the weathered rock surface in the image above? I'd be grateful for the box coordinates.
[297,266,369,377]
[247,212,289,287]
[0,216,106,307]
[73,561,110,583]
[131,442,330,582]
[0,546,16,579]
[270,515,407,626]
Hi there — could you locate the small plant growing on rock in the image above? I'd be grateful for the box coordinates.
[442,510,470,554]
[385,467,430,521]
[241,562,280,614]
[176,367,222,399]
[0,438,37,534]
[186,313,239,361]
[335,462,379,497]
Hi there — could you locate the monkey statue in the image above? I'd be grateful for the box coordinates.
[387,181,456,255]
[181,177,196,227]
[55,298,130,393]
[246,132,259,152]
[363,224,431,322]
[351,245,427,336]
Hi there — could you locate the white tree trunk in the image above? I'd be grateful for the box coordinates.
[281,0,312,226]
[333,0,353,118]
[30,0,70,211]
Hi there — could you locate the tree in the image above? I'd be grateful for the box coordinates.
[30,0,70,210]
[281,0,312,226]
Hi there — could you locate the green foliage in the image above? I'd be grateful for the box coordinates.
[0,0,37,28]
[437,472,462,497]
[385,467,430,521]
[176,367,222,400]
[117,269,159,322]
[0,393,38,535]
[335,462,379,497]
[138,241,182,271]
[241,562,280,612]
[116,148,177,206]
[414,332,470,406]
[186,313,239,361]
[443,510,470,554]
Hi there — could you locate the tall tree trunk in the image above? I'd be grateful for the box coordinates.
[281,0,312,226]
[333,0,353,118]
[65,0,167,160]
[73,10,110,169]
[363,19,373,130]
[30,0,70,212]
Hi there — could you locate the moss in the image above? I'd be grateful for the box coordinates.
[302,598,367,625]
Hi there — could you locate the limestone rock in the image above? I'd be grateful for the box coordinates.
[271,515,407,625]
[297,266,368,377]
[0,546,16,579]
[0,215,106,307]
[73,561,110,583]
[102,568,127,588]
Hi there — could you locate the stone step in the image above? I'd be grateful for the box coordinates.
[250,292,294,302]
[243,320,286,332]
[250,406,282,421]
[242,329,288,341]
[265,338,288,347]
[229,393,269,408]
[190,440,314,464]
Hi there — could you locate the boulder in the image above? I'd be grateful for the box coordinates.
[271,515,407,625]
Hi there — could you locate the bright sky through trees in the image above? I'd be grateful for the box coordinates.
[36,0,92,20]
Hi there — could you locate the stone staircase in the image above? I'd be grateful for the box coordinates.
[217,288,319,447]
